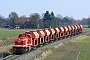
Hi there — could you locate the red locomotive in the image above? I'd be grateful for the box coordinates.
[12,25,83,54]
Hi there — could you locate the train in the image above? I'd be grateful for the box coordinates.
[12,25,83,54]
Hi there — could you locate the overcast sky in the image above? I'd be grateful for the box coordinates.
[0,0,90,19]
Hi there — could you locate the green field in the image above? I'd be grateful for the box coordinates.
[0,29,35,39]
[44,35,90,60]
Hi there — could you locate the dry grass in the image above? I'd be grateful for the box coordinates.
[70,35,89,42]
[34,50,51,60]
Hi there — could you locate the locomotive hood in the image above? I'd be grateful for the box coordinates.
[13,37,29,47]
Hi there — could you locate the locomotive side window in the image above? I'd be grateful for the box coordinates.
[18,34,22,37]
[28,34,31,38]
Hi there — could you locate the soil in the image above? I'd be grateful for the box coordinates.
[0,37,16,52]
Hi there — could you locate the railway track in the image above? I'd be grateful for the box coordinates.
[3,55,20,60]
[3,29,89,60]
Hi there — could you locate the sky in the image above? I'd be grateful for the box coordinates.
[0,0,90,19]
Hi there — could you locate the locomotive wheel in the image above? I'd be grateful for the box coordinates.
[38,44,43,47]
[50,40,54,43]
[34,46,37,50]
[26,48,29,52]
[40,44,43,47]
[45,42,49,44]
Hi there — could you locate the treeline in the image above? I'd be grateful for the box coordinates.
[0,11,89,29]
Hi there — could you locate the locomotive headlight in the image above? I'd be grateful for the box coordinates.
[21,48,24,50]
[14,48,16,50]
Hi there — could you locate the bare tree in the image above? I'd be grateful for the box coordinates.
[8,12,18,29]
[28,13,40,28]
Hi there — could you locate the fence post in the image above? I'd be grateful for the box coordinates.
[2,50,4,59]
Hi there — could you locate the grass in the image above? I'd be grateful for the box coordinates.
[0,29,35,39]
[30,52,42,60]
[75,36,90,60]
[44,35,90,60]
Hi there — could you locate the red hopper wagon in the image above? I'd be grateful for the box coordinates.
[63,26,69,37]
[43,29,50,43]
[67,26,72,36]
[58,27,64,38]
[37,30,45,46]
[54,28,60,39]
[48,28,55,41]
